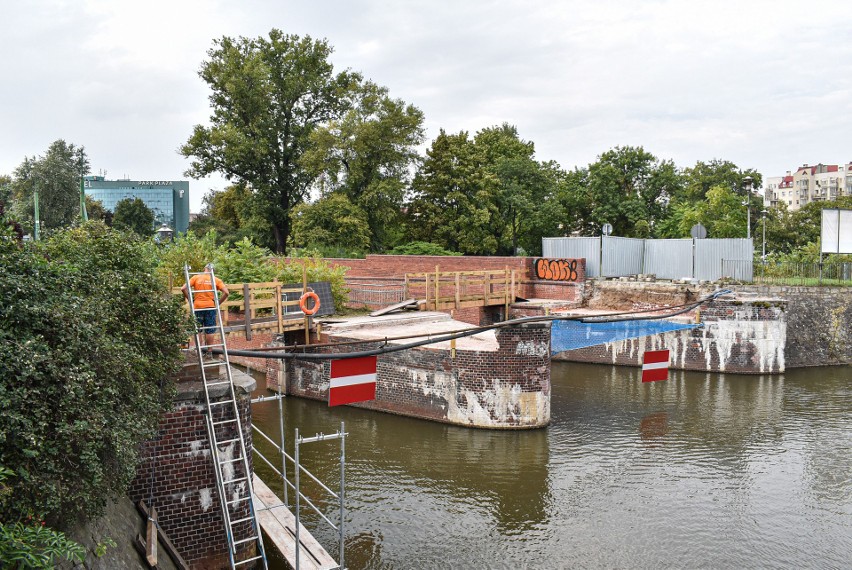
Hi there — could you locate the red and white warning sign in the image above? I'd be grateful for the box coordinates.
[329,356,378,407]
[642,349,670,383]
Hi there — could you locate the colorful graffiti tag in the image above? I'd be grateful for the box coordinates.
[534,258,580,282]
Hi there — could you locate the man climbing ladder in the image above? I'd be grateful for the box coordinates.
[182,263,229,352]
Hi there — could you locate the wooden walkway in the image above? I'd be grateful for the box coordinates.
[405,267,519,313]
[252,475,337,570]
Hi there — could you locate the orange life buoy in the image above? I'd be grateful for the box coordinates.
[299,291,321,315]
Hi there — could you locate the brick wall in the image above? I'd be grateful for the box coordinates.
[554,298,787,374]
[129,364,257,569]
[270,322,552,429]
[732,285,852,367]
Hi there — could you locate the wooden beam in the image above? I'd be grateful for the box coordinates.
[136,501,190,570]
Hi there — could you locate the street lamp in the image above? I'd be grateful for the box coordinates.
[761,209,768,262]
[742,176,753,239]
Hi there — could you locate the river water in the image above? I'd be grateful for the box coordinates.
[250,362,851,569]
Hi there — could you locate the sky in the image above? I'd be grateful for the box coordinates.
[2,0,852,213]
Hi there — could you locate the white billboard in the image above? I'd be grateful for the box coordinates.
[821,208,852,254]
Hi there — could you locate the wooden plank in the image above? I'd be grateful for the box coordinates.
[146,508,158,566]
[369,299,418,317]
[136,501,190,570]
[252,475,337,570]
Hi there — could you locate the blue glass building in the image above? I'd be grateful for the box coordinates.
[84,176,190,233]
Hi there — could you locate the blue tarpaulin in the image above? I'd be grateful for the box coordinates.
[551,319,701,354]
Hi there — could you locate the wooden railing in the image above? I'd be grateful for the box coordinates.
[405,267,519,313]
[172,280,311,340]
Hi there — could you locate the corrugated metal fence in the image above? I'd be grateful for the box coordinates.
[543,237,753,281]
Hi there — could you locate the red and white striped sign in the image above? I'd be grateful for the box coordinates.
[642,349,670,382]
[329,356,377,406]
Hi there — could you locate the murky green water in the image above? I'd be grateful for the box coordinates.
[249,363,852,569]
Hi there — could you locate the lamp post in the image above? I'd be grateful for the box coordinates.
[742,176,753,239]
[761,209,768,263]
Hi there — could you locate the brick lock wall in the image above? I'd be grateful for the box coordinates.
[129,370,257,569]
[273,322,552,429]
[732,285,852,367]
[554,298,787,374]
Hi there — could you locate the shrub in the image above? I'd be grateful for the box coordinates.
[385,241,462,256]
[0,221,187,527]
[274,254,350,312]
[153,229,219,288]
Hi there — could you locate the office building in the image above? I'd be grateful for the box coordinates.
[84,176,190,233]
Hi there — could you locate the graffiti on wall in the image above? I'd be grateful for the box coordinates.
[534,258,580,282]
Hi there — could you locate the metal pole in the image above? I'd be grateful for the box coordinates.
[80,176,88,222]
[746,199,751,239]
[295,428,300,570]
[33,188,40,241]
[762,212,766,262]
[339,421,345,570]
[278,370,288,506]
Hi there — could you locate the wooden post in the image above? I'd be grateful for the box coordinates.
[450,337,456,359]
[303,264,310,346]
[146,506,158,566]
[243,283,252,341]
[424,273,430,309]
[274,278,283,334]
[435,265,440,311]
[404,273,409,300]
[511,270,516,306]
[504,267,509,319]
[455,272,460,309]
[484,271,491,304]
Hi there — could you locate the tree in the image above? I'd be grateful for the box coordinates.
[301,81,425,251]
[573,146,681,237]
[290,193,371,255]
[679,159,762,203]
[181,29,361,254]
[9,140,89,232]
[675,184,748,238]
[406,130,500,254]
[112,197,155,236]
[84,196,112,225]
[0,222,186,527]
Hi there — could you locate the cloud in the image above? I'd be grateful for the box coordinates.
[3,0,852,212]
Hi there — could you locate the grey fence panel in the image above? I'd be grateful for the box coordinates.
[601,236,644,277]
[542,237,601,277]
[695,238,753,281]
[643,239,694,279]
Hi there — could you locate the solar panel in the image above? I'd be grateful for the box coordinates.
[281,281,336,317]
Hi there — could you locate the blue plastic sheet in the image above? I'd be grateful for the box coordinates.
[551,319,701,354]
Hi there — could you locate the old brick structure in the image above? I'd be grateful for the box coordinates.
[268,313,552,429]
[129,358,257,569]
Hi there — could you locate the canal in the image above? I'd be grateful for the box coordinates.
[249,362,851,569]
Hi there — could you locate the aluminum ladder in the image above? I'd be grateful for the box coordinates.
[184,264,268,569]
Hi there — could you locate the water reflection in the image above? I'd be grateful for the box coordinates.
[249,362,852,569]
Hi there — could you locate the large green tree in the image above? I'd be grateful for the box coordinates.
[112,197,155,236]
[9,140,89,232]
[290,193,371,255]
[406,130,500,254]
[301,82,425,251]
[679,159,762,203]
[571,146,681,237]
[181,29,361,254]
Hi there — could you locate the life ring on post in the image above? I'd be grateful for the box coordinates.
[299,291,321,316]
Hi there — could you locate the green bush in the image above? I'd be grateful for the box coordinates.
[153,230,219,288]
[274,254,350,312]
[385,241,462,256]
[0,221,187,527]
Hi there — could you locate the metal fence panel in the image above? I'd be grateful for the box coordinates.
[601,236,644,277]
[542,237,601,277]
[696,238,753,281]
[643,239,694,279]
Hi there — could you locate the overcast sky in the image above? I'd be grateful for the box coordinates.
[2,0,851,212]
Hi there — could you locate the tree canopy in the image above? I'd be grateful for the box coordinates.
[181,29,362,254]
[112,197,155,236]
[9,140,89,233]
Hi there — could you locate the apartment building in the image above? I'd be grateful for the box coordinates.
[764,163,850,210]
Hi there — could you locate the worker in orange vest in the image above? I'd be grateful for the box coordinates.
[181,263,229,353]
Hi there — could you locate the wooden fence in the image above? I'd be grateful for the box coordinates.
[172,280,310,341]
[405,267,519,314]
